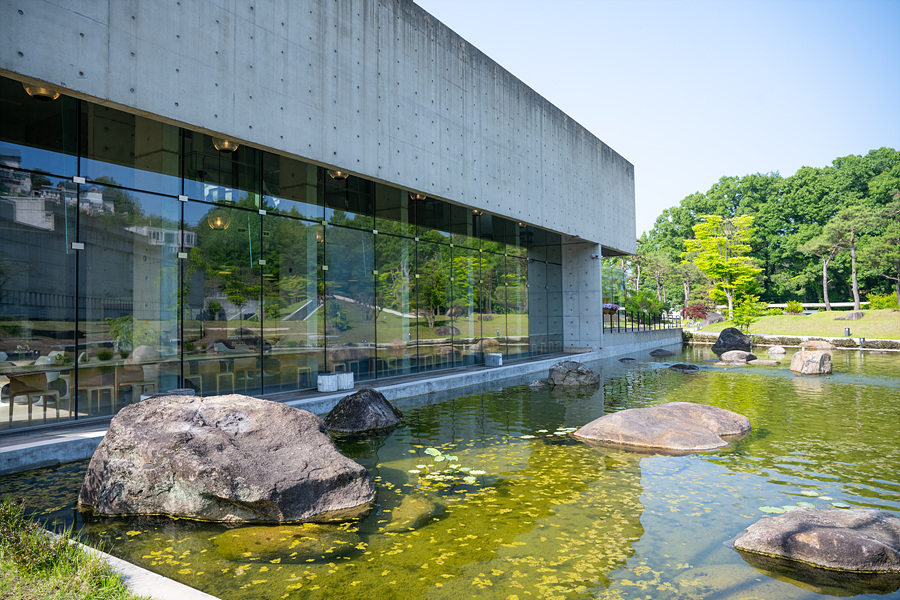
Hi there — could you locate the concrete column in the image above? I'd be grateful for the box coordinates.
[562,237,603,351]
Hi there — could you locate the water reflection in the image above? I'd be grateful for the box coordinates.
[1,348,898,599]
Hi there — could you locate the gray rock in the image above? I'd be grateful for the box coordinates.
[835,311,865,321]
[649,349,675,357]
[574,402,750,453]
[790,349,833,375]
[711,327,751,354]
[734,508,900,573]
[324,388,403,433]
[719,350,757,363]
[767,345,787,357]
[618,357,637,362]
[547,361,600,386]
[748,359,781,366]
[699,311,726,327]
[528,379,548,389]
[78,394,375,523]
[669,363,700,373]
[434,325,460,336]
[801,340,836,351]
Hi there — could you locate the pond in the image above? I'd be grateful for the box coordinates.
[2,346,899,599]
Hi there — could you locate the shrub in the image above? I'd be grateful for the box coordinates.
[767,307,783,316]
[867,293,900,310]
[681,304,708,320]
[96,350,114,361]
[785,300,804,314]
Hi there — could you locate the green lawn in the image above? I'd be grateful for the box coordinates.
[697,309,900,340]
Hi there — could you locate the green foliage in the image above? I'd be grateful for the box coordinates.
[326,302,350,332]
[867,293,899,309]
[206,300,222,320]
[624,289,667,318]
[731,296,767,334]
[96,350,114,361]
[683,214,761,317]
[0,499,141,599]
[104,316,133,351]
[785,300,804,314]
[766,307,784,316]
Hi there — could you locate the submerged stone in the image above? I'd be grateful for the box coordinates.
[213,523,360,561]
[669,363,700,373]
[649,349,675,357]
[574,402,750,453]
[324,388,403,434]
[383,494,446,533]
[78,394,375,523]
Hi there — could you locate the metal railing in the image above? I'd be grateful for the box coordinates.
[602,309,681,332]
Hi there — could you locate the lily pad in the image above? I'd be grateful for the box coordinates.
[796,501,815,508]
[424,448,441,457]
[831,501,852,509]
[759,506,786,514]
[800,490,819,497]
[463,476,476,484]
[819,496,833,501]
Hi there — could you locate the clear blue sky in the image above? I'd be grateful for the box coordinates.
[415,0,900,238]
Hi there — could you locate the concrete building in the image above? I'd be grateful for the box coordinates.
[0,0,635,432]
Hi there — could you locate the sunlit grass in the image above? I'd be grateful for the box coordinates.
[699,308,900,340]
[0,499,147,600]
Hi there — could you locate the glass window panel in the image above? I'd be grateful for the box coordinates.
[183,130,260,208]
[0,173,76,431]
[262,215,323,392]
[414,240,452,372]
[528,260,548,356]
[80,103,180,195]
[448,204,476,245]
[375,234,416,377]
[414,197,451,239]
[450,247,481,366]
[324,226,375,381]
[374,184,415,238]
[0,75,77,177]
[261,152,323,221]
[324,172,374,230]
[507,255,530,360]
[480,253,506,357]
[182,201,262,396]
[77,186,180,418]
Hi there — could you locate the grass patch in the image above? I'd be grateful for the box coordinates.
[698,309,900,340]
[0,499,146,600]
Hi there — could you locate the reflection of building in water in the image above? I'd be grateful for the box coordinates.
[0,0,636,432]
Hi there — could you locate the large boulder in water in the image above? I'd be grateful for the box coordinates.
[547,361,600,386]
[324,388,403,433]
[78,394,375,523]
[734,509,900,574]
[574,402,750,453]
[790,348,833,375]
[711,327,751,355]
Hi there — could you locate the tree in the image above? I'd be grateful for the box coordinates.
[683,215,761,318]
[731,296,766,334]
[819,205,880,310]
[860,198,900,305]
[799,229,839,311]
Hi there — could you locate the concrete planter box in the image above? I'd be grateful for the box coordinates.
[318,372,354,392]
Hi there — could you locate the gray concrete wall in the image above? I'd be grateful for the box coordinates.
[562,238,604,351]
[0,0,635,254]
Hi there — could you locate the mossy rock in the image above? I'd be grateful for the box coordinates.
[213,523,360,561]
[383,494,446,533]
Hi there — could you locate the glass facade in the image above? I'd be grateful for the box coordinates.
[0,75,563,432]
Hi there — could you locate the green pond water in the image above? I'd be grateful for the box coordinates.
[2,346,899,599]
